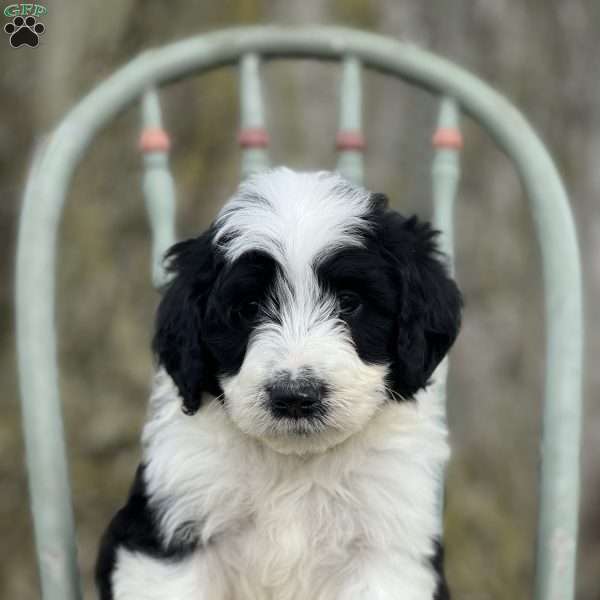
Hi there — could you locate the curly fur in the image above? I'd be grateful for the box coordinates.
[96,168,461,600]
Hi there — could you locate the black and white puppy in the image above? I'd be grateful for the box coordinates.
[96,168,462,600]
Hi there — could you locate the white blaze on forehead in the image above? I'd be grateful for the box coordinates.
[213,168,373,274]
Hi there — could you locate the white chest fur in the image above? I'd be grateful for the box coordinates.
[114,373,449,600]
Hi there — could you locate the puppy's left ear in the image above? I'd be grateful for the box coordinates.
[152,230,221,415]
[380,210,462,398]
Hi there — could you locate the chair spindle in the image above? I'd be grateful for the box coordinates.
[139,88,177,288]
[239,53,270,178]
[430,96,463,525]
[336,56,365,185]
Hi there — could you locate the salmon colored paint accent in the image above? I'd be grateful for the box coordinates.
[432,128,463,149]
[336,131,365,151]
[238,128,269,148]
[139,128,171,152]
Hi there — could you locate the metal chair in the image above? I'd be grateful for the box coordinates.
[15,25,583,600]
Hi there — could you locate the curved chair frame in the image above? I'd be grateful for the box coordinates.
[16,26,582,600]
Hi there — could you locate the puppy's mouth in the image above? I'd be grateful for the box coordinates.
[265,414,329,437]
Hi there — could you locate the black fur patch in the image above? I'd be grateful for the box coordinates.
[203,250,279,376]
[153,230,223,414]
[154,234,278,414]
[376,208,462,398]
[317,199,462,399]
[431,539,451,600]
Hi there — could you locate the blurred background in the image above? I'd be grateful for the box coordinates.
[1,1,598,599]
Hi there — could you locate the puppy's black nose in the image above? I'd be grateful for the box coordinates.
[267,373,325,420]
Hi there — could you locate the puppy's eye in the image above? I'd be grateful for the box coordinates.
[338,291,362,316]
[235,300,260,322]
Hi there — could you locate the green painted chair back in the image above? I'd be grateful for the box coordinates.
[15,26,583,600]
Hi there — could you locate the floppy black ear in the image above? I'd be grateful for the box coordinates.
[380,211,462,398]
[152,230,221,415]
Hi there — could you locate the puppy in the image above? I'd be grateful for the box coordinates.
[96,168,461,600]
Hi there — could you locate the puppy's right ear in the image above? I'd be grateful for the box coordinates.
[152,230,221,415]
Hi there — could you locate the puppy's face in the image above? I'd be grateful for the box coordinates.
[154,169,461,454]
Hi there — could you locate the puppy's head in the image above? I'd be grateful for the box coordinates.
[153,168,461,454]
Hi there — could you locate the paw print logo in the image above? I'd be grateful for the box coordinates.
[4,15,45,48]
